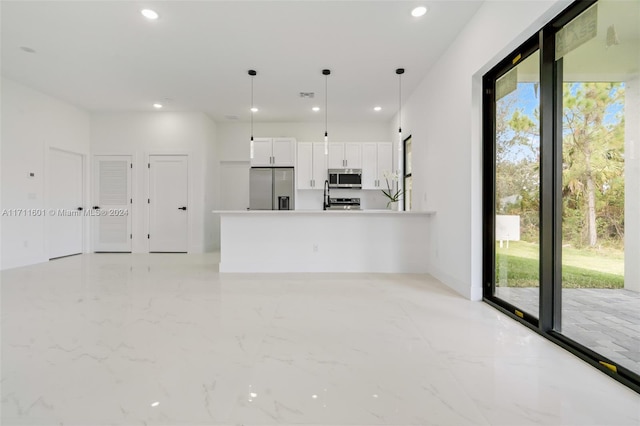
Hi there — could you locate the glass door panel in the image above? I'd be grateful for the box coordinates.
[559,0,639,375]
[493,51,541,318]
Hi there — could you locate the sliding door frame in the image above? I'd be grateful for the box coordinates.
[482,0,640,393]
[482,33,540,326]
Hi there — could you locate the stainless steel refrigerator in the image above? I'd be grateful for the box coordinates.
[249,167,295,210]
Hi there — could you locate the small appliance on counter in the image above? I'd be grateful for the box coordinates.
[326,197,361,210]
[249,167,295,210]
[328,168,362,189]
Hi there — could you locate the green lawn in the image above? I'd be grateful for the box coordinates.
[496,241,624,289]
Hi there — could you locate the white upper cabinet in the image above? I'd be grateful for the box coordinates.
[327,142,344,169]
[312,143,328,187]
[272,138,296,166]
[252,138,273,166]
[297,142,327,189]
[361,142,393,189]
[362,143,378,189]
[251,137,296,167]
[327,142,362,169]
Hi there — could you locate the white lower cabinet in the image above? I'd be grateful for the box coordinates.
[297,142,327,189]
[362,142,393,189]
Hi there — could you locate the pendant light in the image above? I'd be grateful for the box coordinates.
[248,69,257,159]
[323,69,331,155]
[396,68,405,211]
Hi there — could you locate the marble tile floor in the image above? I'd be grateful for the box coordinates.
[1,253,639,426]
[496,287,640,374]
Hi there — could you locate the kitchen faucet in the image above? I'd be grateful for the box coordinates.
[323,180,331,210]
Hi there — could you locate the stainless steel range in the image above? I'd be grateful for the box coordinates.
[326,197,361,210]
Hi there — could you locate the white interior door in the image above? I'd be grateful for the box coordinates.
[93,155,132,252]
[48,148,83,259]
[149,155,188,252]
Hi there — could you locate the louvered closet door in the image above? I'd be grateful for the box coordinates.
[93,156,132,252]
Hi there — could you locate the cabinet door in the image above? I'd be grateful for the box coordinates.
[252,138,273,166]
[272,137,295,166]
[361,143,378,189]
[297,142,313,189]
[376,142,393,188]
[327,142,345,169]
[344,143,362,169]
[312,142,328,188]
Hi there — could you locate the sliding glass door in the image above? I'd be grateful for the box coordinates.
[557,0,640,377]
[484,0,640,391]
[491,47,541,320]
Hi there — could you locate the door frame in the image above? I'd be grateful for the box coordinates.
[482,0,640,393]
[145,152,191,253]
[482,33,541,325]
[45,146,87,259]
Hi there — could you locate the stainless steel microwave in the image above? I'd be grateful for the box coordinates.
[328,168,362,188]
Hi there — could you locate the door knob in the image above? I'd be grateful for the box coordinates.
[178,206,187,211]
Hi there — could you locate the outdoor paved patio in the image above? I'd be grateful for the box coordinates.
[495,287,640,375]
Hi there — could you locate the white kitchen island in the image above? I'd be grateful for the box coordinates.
[214,210,435,273]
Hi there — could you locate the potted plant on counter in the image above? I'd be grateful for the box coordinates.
[381,170,404,210]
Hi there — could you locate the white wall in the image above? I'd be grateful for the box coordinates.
[203,116,220,252]
[1,77,91,270]
[217,121,393,211]
[625,76,640,292]
[90,112,218,253]
[398,0,570,300]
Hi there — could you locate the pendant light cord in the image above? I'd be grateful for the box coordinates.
[324,73,328,138]
[398,72,402,134]
[251,74,254,141]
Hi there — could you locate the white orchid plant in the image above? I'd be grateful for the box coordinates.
[381,170,404,208]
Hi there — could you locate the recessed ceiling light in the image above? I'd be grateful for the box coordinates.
[19,46,36,53]
[141,9,159,20]
[153,103,163,109]
[312,107,320,112]
[374,106,382,111]
[411,6,427,17]
[251,107,259,113]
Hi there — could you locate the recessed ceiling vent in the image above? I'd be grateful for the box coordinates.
[299,92,315,99]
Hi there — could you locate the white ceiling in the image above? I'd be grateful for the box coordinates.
[1,1,483,123]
